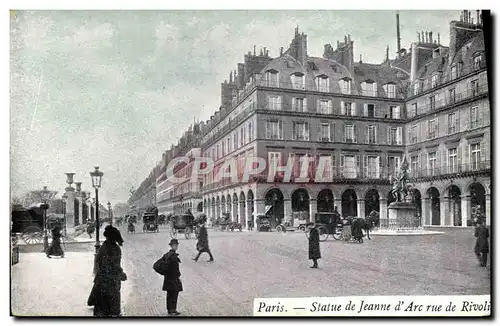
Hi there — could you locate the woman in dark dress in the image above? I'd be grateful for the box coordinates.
[91,225,127,317]
[193,220,214,262]
[474,220,489,267]
[46,225,64,258]
[307,222,321,268]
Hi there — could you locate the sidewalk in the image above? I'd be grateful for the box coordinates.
[11,252,94,316]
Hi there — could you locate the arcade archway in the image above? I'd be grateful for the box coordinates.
[427,187,440,226]
[364,189,380,217]
[317,189,334,212]
[265,188,284,227]
[341,189,357,217]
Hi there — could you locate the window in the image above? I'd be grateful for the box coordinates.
[344,124,356,143]
[450,65,457,80]
[363,81,377,97]
[428,119,438,139]
[410,103,418,117]
[428,152,437,174]
[265,120,283,140]
[339,78,352,94]
[447,112,457,134]
[316,76,329,92]
[388,156,401,174]
[265,70,279,87]
[221,142,225,156]
[211,148,215,160]
[364,104,375,117]
[383,83,396,98]
[318,99,332,114]
[448,148,458,173]
[388,127,402,145]
[268,152,282,177]
[470,106,479,129]
[429,95,436,110]
[227,137,231,153]
[473,54,482,71]
[343,102,354,116]
[410,155,419,175]
[470,143,481,170]
[367,125,376,144]
[241,126,246,145]
[268,95,282,110]
[414,81,421,95]
[365,156,379,178]
[341,155,357,178]
[292,121,309,141]
[471,79,479,96]
[291,73,305,89]
[320,123,330,141]
[248,121,253,141]
[431,74,439,88]
[234,132,238,149]
[410,124,418,144]
[448,88,456,104]
[292,97,306,112]
[216,144,220,160]
[390,106,401,119]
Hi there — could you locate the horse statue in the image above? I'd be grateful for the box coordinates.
[390,156,414,202]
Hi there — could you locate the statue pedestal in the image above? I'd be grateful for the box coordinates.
[387,201,419,228]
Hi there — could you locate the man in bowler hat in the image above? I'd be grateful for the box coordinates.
[153,239,183,316]
[307,222,321,268]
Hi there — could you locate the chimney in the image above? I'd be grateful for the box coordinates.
[477,10,481,25]
[259,48,263,56]
[386,45,389,62]
[410,42,418,81]
[359,54,362,63]
[438,33,440,44]
[418,32,421,43]
[263,47,267,56]
[396,11,401,56]
[468,11,472,24]
[280,47,283,56]
[429,31,433,43]
[229,71,233,83]
[253,45,256,55]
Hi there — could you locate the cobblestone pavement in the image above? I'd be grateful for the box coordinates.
[120,225,490,317]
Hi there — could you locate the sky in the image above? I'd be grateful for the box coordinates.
[10,10,461,204]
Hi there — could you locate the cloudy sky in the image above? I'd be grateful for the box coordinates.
[10,10,460,203]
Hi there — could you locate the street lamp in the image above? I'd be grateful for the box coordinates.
[273,192,279,225]
[40,186,55,251]
[107,201,112,226]
[61,194,68,237]
[90,165,104,275]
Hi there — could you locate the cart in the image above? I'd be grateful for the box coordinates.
[170,214,195,239]
[11,205,44,244]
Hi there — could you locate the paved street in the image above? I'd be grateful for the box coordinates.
[119,225,490,316]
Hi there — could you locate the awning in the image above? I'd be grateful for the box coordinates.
[265,205,273,214]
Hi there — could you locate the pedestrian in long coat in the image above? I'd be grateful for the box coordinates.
[474,220,489,267]
[193,222,214,262]
[307,222,321,268]
[90,225,127,317]
[46,226,64,258]
[153,239,183,316]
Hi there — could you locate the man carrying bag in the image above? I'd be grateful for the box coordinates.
[153,239,183,316]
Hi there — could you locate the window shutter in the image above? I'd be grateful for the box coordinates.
[378,155,383,178]
[292,97,296,111]
[435,118,439,138]
[330,123,335,142]
[353,124,357,143]
[279,120,283,139]
[317,123,321,141]
[436,151,440,171]
[480,139,486,163]
[316,99,320,113]
[387,127,391,145]
[265,121,270,139]
[457,145,462,166]
[277,96,282,110]
[373,82,378,96]
[292,121,296,140]
[364,104,368,117]
[353,102,357,116]
[340,155,345,176]
[356,155,361,177]
[363,156,368,178]
[479,107,484,127]
[397,127,403,145]
[341,101,345,115]
[343,124,346,142]
[361,82,366,94]
[375,126,378,143]
[305,122,310,141]
[303,98,308,112]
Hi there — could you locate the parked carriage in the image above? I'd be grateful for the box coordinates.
[12,204,45,244]
[213,213,231,231]
[170,214,195,239]
[142,206,159,233]
[276,211,310,233]
[256,215,272,232]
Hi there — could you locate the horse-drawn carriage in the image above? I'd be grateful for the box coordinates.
[170,214,195,239]
[12,204,45,244]
[256,215,271,232]
[306,212,374,243]
[142,206,159,233]
[214,213,242,232]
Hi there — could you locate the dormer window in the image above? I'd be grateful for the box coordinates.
[383,83,396,98]
[265,70,279,88]
[316,75,329,92]
[413,80,422,96]
[339,78,352,95]
[431,73,440,88]
[362,80,377,97]
[473,54,483,71]
[290,72,305,89]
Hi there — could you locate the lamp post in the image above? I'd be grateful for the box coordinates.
[40,186,55,252]
[61,194,68,237]
[90,166,104,275]
[107,201,112,226]
[273,192,279,225]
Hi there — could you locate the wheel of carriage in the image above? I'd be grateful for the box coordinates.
[332,230,342,240]
[298,225,306,232]
[22,226,43,245]
[170,228,178,239]
[238,225,242,232]
[317,225,329,242]
[276,225,285,233]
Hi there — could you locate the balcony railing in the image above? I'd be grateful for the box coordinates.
[409,161,490,179]
[406,81,488,118]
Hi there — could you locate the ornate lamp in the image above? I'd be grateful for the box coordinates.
[90,166,104,275]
